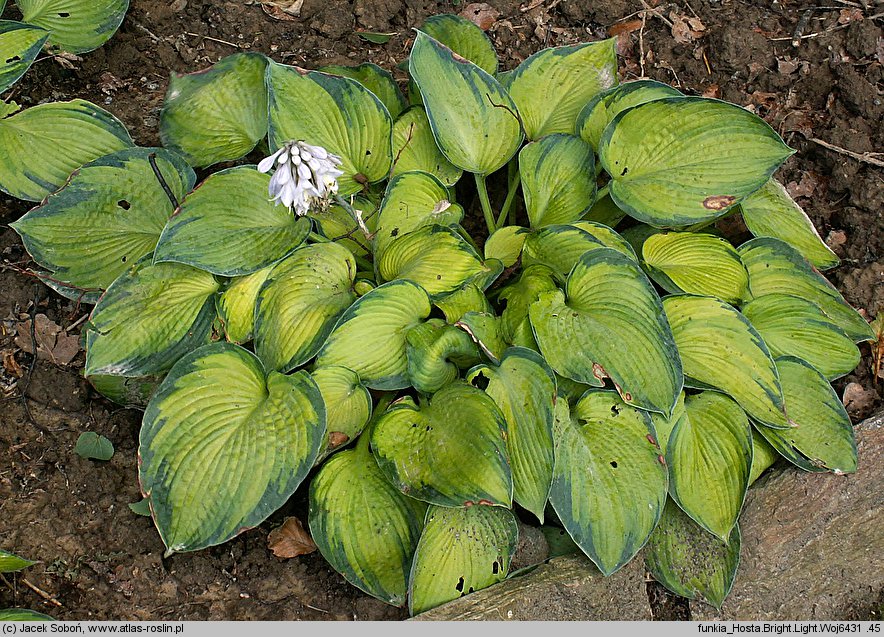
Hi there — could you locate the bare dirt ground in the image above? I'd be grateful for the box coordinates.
[1,0,881,621]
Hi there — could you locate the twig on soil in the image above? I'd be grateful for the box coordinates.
[20,578,63,607]
[64,314,88,334]
[19,287,49,435]
[184,32,244,49]
[770,12,884,43]
[805,135,884,168]
[302,602,329,614]
[791,8,815,46]
[129,20,162,44]
[639,13,647,77]
[638,0,675,28]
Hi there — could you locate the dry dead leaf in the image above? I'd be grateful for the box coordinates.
[670,11,705,44]
[877,36,883,65]
[871,314,884,388]
[169,0,187,11]
[842,382,877,418]
[608,19,643,37]
[260,0,303,21]
[459,3,500,31]
[777,57,800,75]
[268,517,317,559]
[328,431,350,448]
[2,350,23,378]
[702,84,721,99]
[837,8,863,25]
[14,314,81,366]
[786,172,818,199]
[825,229,848,250]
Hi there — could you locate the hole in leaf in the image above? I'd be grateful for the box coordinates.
[390,227,399,237]
[610,404,621,416]
[455,576,465,593]
[470,371,490,391]
[6,56,21,63]
[468,586,474,594]
[620,166,628,176]
[117,200,131,210]
[365,149,372,156]
[610,460,618,468]
[492,561,499,574]
[121,255,127,263]
[58,11,70,17]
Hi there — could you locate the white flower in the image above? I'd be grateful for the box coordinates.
[258,141,344,216]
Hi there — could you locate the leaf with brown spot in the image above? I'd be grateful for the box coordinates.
[268,516,317,558]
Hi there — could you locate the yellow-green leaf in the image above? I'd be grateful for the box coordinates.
[0,21,49,93]
[391,106,463,186]
[740,179,839,270]
[521,224,605,280]
[642,232,748,304]
[0,549,35,573]
[663,294,788,429]
[254,243,356,373]
[160,52,269,167]
[311,196,377,258]
[520,134,596,228]
[755,356,857,474]
[530,248,683,415]
[550,391,668,575]
[315,280,431,390]
[312,366,372,458]
[141,343,326,553]
[18,0,128,54]
[599,97,794,227]
[409,505,517,615]
[216,265,274,344]
[371,382,512,507]
[0,99,132,201]
[484,225,528,268]
[508,39,618,140]
[154,167,310,277]
[417,13,497,74]
[409,31,522,175]
[319,62,407,119]
[466,347,556,522]
[406,319,479,394]
[742,293,860,380]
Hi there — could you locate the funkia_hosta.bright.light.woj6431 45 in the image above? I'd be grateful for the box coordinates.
[5,12,873,615]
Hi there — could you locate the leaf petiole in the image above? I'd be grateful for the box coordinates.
[474,173,497,235]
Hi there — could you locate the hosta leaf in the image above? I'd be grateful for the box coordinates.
[577,79,682,151]
[508,39,618,140]
[311,196,376,258]
[84,262,219,377]
[641,232,748,304]
[663,294,788,429]
[749,428,779,485]
[11,147,195,290]
[254,243,356,373]
[599,97,794,227]
[267,62,393,196]
[550,391,668,575]
[309,434,424,607]
[520,134,596,228]
[497,264,558,346]
[160,52,269,167]
[740,179,839,270]
[738,237,874,342]
[484,225,528,268]
[409,31,522,175]
[371,382,512,507]
[521,224,605,280]
[374,170,464,258]
[316,280,431,390]
[435,282,493,323]
[755,356,857,474]
[154,167,310,276]
[406,319,478,394]
[530,248,683,415]
[0,99,132,201]
[216,265,273,344]
[649,392,684,456]
[377,224,487,299]
[0,21,49,93]
[466,347,556,521]
[391,106,462,186]
[417,13,497,75]
[583,193,627,228]
[140,343,326,553]
[456,311,506,363]
[742,293,860,380]
[571,221,637,259]
[319,62,407,119]
[645,498,740,610]
[0,609,54,621]
[667,392,752,540]
[409,505,517,615]
[312,366,371,457]
[88,373,162,410]
[0,549,35,573]
[17,0,128,54]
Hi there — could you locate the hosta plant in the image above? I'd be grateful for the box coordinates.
[0,549,54,620]
[8,13,872,614]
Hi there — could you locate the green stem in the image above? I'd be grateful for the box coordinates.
[308,231,329,243]
[596,184,610,201]
[474,173,497,235]
[497,171,521,229]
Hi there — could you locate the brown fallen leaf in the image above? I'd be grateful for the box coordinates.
[2,350,23,378]
[459,3,500,31]
[608,19,643,37]
[260,0,303,21]
[702,84,721,99]
[825,229,847,250]
[268,516,317,559]
[837,8,863,25]
[842,382,877,419]
[786,171,818,198]
[670,11,705,44]
[328,431,350,448]
[14,314,81,366]
[169,0,187,11]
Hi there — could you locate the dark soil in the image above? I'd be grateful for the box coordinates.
[1,0,881,621]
